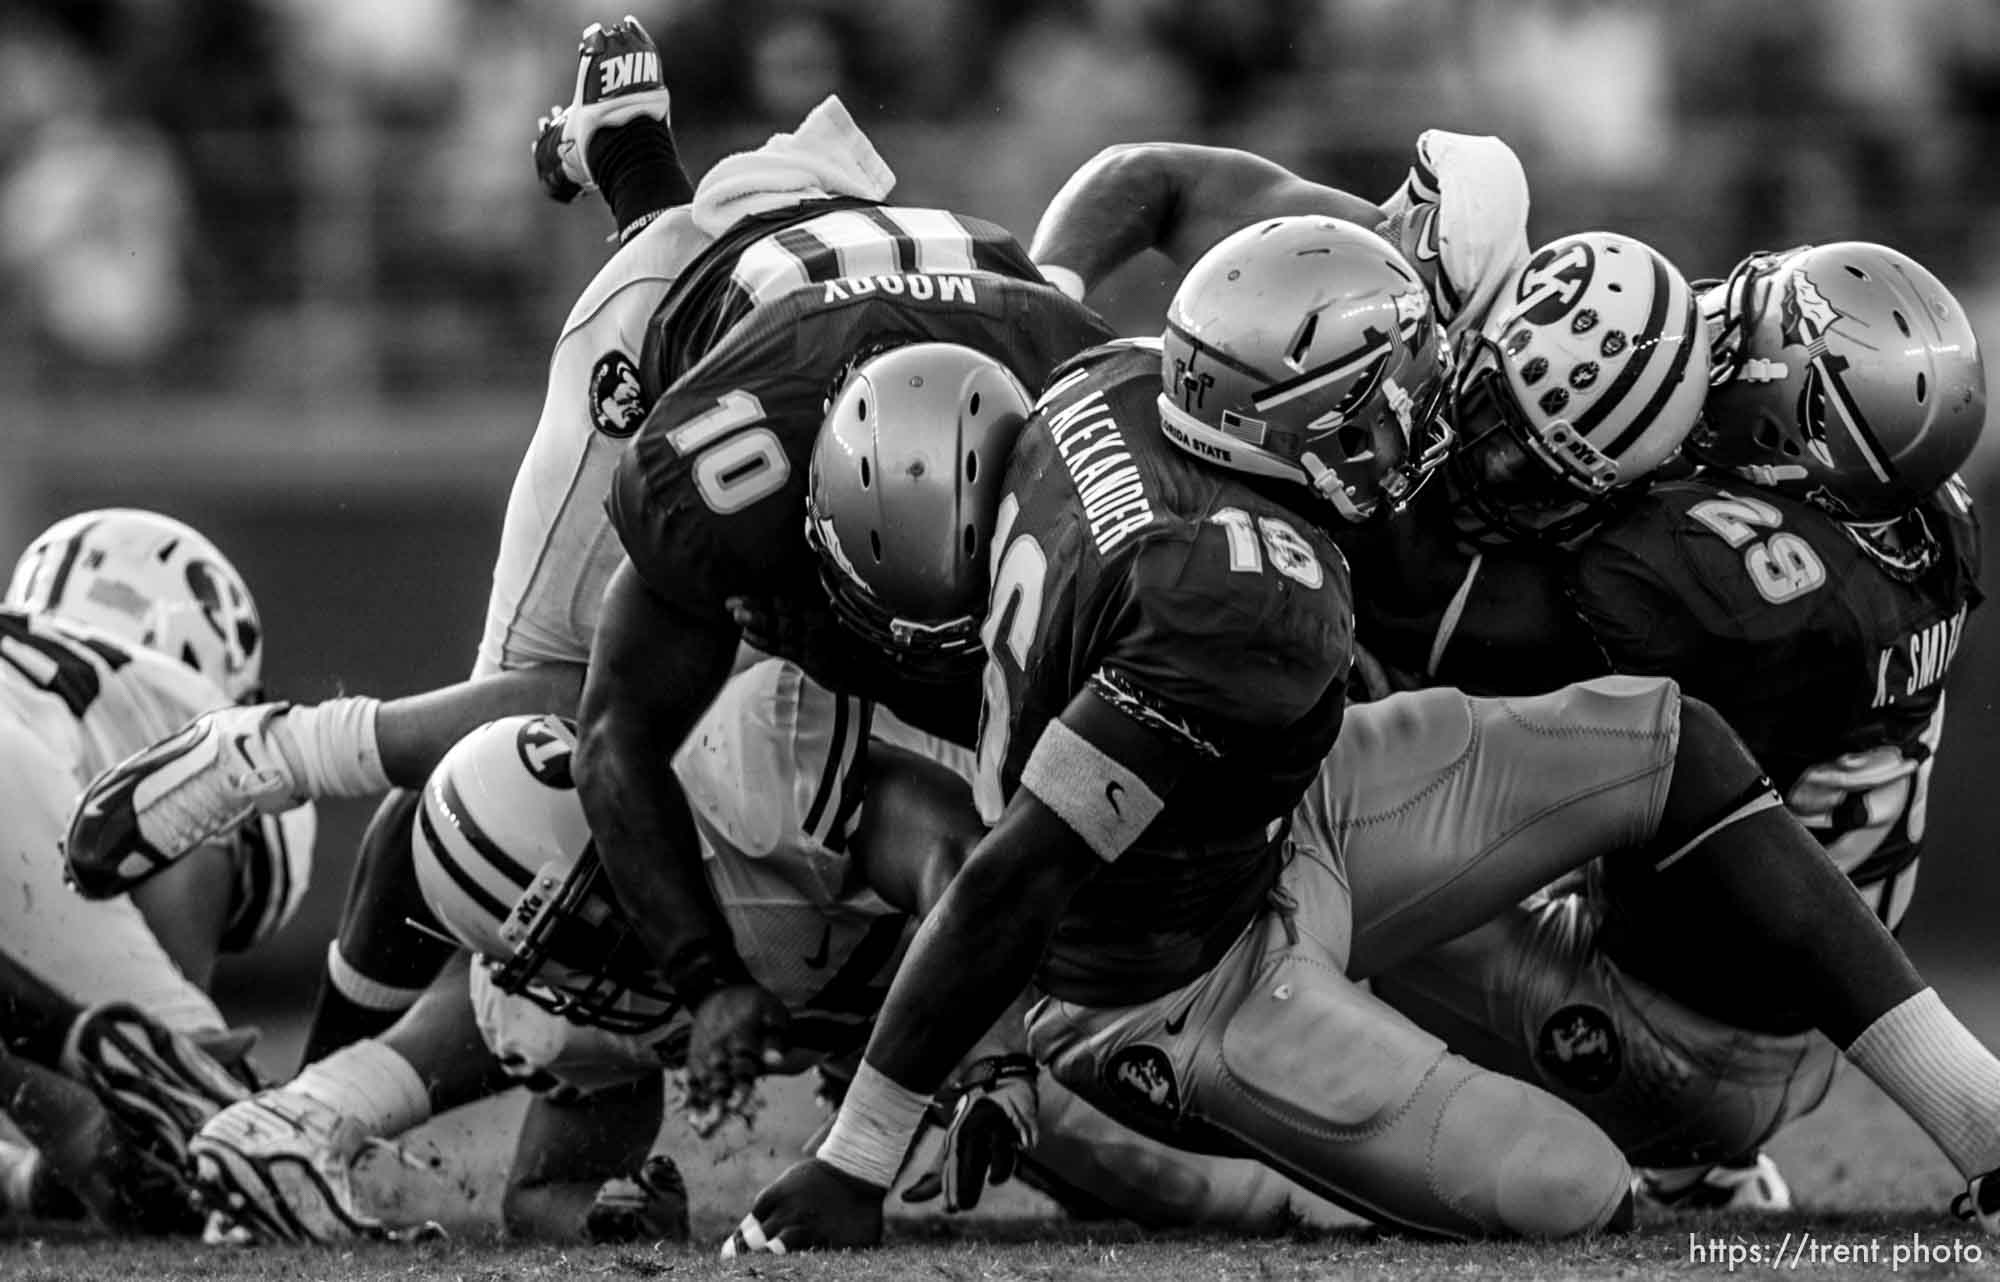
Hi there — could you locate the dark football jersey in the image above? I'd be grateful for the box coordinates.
[1571,475,1981,922]
[607,272,1116,741]
[977,340,1355,1006]
[639,198,1048,396]
[1333,487,1605,696]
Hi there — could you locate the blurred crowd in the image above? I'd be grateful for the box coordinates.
[2,0,1998,425]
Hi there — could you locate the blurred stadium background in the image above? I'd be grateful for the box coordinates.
[2,0,1998,1056]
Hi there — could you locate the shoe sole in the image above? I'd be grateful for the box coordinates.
[66,1005,249,1170]
[190,1137,379,1245]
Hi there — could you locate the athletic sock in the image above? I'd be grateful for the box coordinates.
[287,1039,432,1139]
[1844,988,2000,1179]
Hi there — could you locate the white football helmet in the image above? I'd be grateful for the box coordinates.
[5,509,264,702]
[1446,231,1709,545]
[411,714,677,1033]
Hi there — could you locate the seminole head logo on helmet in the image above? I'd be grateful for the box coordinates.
[1156,216,1455,523]
[1693,242,1985,541]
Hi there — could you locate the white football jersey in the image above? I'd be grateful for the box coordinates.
[0,606,228,790]
[474,208,711,676]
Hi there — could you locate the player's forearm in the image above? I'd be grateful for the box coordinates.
[574,702,740,982]
[1030,145,1186,296]
[375,664,587,788]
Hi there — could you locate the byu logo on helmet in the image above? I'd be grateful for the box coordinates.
[1513,242,1594,326]
[515,715,577,788]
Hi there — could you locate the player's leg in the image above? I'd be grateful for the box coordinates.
[193,953,514,1244]
[501,1075,687,1243]
[1371,893,1837,1171]
[0,717,225,1038]
[1026,873,1634,1241]
[1604,695,2000,1205]
[302,790,454,1062]
[1021,1072,1351,1233]
[1321,679,2000,1206]
[127,844,236,992]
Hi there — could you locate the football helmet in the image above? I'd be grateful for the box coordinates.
[1157,215,1454,522]
[5,508,263,702]
[1447,231,1709,546]
[806,342,1031,680]
[411,714,677,1033]
[1693,241,1985,523]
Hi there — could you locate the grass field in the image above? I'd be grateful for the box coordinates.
[8,969,2000,1279]
[6,1061,1998,1279]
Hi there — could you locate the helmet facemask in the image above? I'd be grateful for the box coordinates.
[486,848,682,1035]
[1155,215,1458,525]
[804,494,985,684]
[1446,331,1623,547]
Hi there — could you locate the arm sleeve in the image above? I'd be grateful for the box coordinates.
[1376,129,1531,342]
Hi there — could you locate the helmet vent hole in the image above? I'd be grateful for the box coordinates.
[869,530,883,562]
[857,398,868,421]
[1846,264,1869,280]
[1782,439,1802,457]
[1916,372,1928,403]
[965,451,979,483]
[1893,310,1911,337]
[1606,283,1623,293]
[969,392,982,417]
[962,525,977,558]
[860,458,872,488]
[1753,421,1783,451]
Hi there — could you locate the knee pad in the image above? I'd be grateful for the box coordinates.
[1427,1063,1634,1238]
[1214,954,1630,1238]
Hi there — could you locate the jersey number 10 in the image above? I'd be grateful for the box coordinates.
[666,390,790,514]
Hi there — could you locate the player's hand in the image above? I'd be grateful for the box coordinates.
[901,1054,1039,1211]
[533,15,672,203]
[684,983,793,1136]
[722,1158,885,1257]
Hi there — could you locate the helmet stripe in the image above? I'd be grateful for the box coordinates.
[416,798,511,922]
[1601,289,1699,462]
[1164,319,1270,383]
[42,518,98,613]
[1571,250,1677,442]
[1815,355,1895,483]
[437,774,538,890]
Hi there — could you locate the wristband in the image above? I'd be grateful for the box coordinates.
[816,1061,932,1189]
[662,937,753,1008]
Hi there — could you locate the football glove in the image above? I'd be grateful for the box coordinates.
[533,15,673,203]
[900,1053,1039,1212]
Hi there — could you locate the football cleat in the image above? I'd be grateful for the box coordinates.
[533,15,672,203]
[583,1154,692,1243]
[1953,1167,2000,1233]
[188,1090,388,1244]
[59,1002,251,1175]
[65,702,301,899]
[1635,1151,1792,1213]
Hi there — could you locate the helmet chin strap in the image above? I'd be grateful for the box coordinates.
[1303,454,1374,522]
